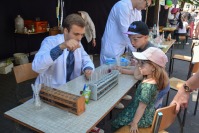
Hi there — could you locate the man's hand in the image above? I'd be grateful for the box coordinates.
[84,69,93,80]
[60,39,80,51]
[170,87,190,113]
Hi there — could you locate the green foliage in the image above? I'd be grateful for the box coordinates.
[6,58,12,65]
[178,0,199,6]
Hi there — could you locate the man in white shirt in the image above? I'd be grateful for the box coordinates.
[100,0,152,109]
[100,0,152,65]
[32,14,94,88]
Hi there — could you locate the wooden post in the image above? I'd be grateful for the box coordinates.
[153,0,160,25]
[145,8,148,23]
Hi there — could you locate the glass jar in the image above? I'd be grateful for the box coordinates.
[15,15,24,33]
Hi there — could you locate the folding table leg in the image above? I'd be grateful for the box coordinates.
[165,91,170,106]
[182,108,187,127]
[194,89,199,115]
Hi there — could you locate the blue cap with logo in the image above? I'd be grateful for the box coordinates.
[125,21,149,35]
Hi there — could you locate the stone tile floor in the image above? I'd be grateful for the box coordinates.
[0,39,199,133]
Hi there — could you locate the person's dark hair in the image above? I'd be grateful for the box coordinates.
[62,14,85,32]
[178,13,183,29]
[187,13,191,20]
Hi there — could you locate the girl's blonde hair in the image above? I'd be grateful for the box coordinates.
[150,62,169,90]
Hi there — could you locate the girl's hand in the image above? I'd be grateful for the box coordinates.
[115,66,123,73]
[130,122,139,133]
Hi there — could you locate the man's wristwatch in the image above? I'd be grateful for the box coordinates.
[183,83,192,92]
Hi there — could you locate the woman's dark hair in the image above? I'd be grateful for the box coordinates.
[178,13,183,29]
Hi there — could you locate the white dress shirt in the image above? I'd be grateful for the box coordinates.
[100,0,142,64]
[32,34,94,88]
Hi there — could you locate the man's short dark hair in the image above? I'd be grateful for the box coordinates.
[62,14,85,31]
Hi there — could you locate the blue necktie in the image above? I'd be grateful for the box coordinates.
[66,51,74,82]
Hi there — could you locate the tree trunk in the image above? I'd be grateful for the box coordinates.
[181,1,185,8]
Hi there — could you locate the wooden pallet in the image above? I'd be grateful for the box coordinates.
[39,87,85,115]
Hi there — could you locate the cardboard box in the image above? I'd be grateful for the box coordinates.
[35,21,48,33]
[0,62,14,74]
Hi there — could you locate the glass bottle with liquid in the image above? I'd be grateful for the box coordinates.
[153,24,157,39]
[31,25,35,33]
[162,31,165,41]
[167,33,171,41]
[47,23,50,32]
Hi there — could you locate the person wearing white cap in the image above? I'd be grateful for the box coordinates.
[115,21,156,109]
[100,0,153,109]
[111,47,169,132]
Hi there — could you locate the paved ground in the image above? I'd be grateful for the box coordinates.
[0,39,199,133]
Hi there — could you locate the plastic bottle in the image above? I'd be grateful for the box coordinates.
[166,21,169,27]
[153,24,157,39]
[47,23,50,32]
[24,27,28,34]
[167,33,171,41]
[82,84,91,104]
[15,15,24,33]
[162,31,165,41]
[31,25,35,33]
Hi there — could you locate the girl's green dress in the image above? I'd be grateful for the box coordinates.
[111,82,158,131]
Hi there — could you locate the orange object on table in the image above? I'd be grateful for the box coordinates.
[34,21,48,33]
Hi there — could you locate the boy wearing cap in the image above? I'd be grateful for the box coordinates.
[117,21,170,110]
[117,21,155,75]
[111,47,169,132]
[100,0,152,108]
[126,21,155,52]
[100,0,152,65]
[114,21,155,109]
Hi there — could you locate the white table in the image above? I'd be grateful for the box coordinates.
[5,72,138,133]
